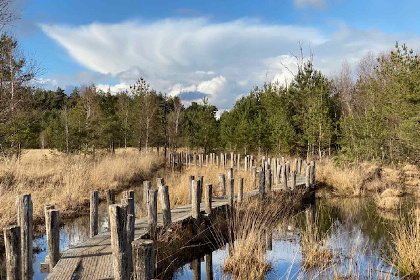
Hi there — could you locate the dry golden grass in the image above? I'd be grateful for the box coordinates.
[0,148,163,229]
[316,158,415,197]
[375,188,404,211]
[223,192,303,279]
[392,210,420,278]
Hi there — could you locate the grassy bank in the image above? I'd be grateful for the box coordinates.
[0,148,163,229]
[316,158,419,197]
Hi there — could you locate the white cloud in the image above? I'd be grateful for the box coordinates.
[96,83,131,94]
[40,18,420,110]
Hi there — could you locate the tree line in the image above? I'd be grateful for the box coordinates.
[0,32,418,164]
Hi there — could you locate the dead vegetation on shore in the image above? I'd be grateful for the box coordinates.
[316,158,419,197]
[0,148,163,229]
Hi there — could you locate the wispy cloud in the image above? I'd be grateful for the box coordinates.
[40,18,420,109]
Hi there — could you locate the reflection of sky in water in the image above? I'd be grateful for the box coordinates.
[5,196,408,280]
[172,198,402,280]
[30,202,109,280]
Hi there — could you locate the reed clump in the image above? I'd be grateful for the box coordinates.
[392,211,420,278]
[223,192,303,279]
[0,148,162,228]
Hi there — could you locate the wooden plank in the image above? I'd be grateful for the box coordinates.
[47,176,307,279]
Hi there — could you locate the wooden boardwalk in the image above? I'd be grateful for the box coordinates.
[46,177,307,280]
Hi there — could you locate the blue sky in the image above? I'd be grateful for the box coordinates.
[12,0,420,109]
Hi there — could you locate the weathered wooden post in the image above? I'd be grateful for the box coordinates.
[273,159,278,186]
[258,170,265,200]
[228,178,234,208]
[230,152,234,168]
[143,181,151,211]
[265,168,272,193]
[198,175,204,204]
[281,164,288,190]
[16,194,32,280]
[218,174,226,196]
[106,189,116,206]
[291,171,296,190]
[188,175,195,204]
[305,164,311,188]
[227,167,233,180]
[191,180,201,235]
[311,161,316,187]
[205,253,213,280]
[205,184,212,215]
[297,158,302,175]
[109,204,129,280]
[122,197,135,243]
[46,209,60,271]
[238,178,244,203]
[148,190,158,237]
[159,185,172,229]
[4,225,21,280]
[132,239,154,280]
[237,154,240,170]
[90,190,99,238]
[252,167,257,189]
[156,178,164,188]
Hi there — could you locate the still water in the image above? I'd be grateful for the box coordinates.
[172,196,414,279]
[1,194,414,279]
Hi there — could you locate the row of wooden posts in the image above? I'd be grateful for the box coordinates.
[3,153,316,280]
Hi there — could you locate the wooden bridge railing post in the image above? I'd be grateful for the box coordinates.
[205,184,212,216]
[156,178,164,188]
[109,204,129,280]
[258,170,265,200]
[106,189,116,228]
[291,171,296,190]
[147,190,158,238]
[132,239,154,280]
[228,168,233,180]
[46,209,60,271]
[188,175,195,204]
[159,185,172,229]
[305,164,311,189]
[237,154,240,171]
[311,161,316,187]
[218,174,226,196]
[143,181,151,211]
[230,152,234,168]
[198,176,204,204]
[228,178,234,208]
[90,190,99,238]
[191,180,201,235]
[4,225,21,280]
[16,194,32,280]
[265,168,272,193]
[281,164,288,190]
[238,178,244,203]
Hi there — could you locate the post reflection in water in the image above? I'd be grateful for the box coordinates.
[266,231,273,251]
[205,253,213,280]
[191,258,201,280]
